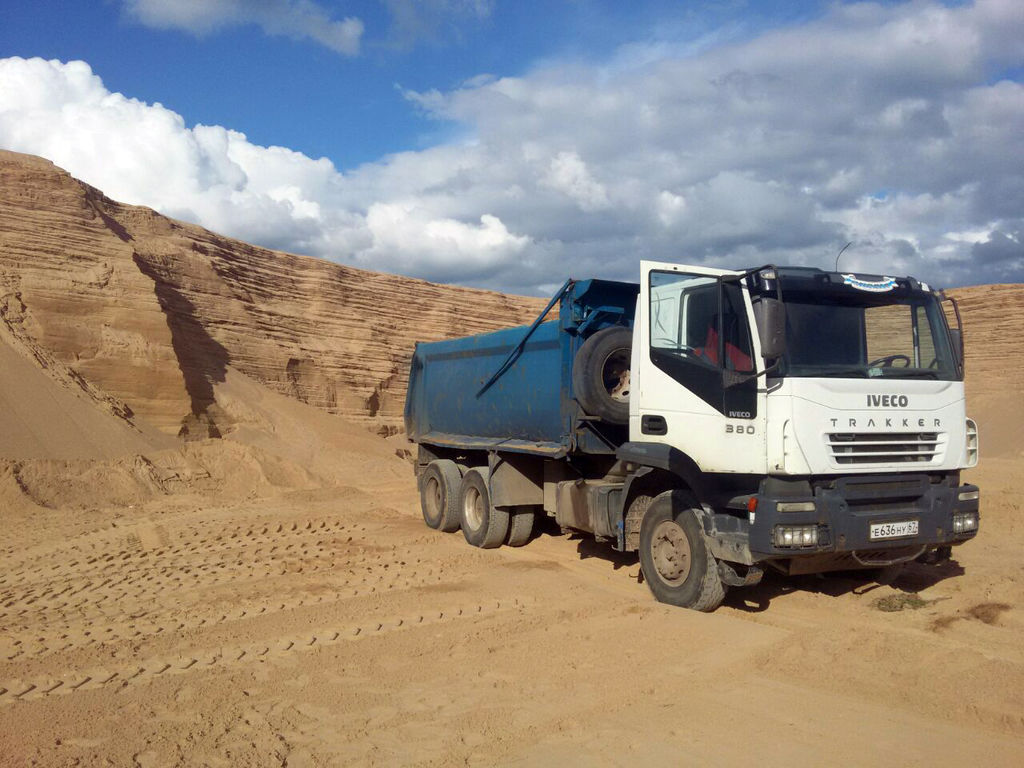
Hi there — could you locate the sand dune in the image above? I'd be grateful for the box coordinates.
[0,151,1022,766]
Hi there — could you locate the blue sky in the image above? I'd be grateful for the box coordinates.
[1,1,836,167]
[0,1,1021,293]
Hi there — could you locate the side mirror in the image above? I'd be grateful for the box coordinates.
[754,298,786,360]
[949,328,964,367]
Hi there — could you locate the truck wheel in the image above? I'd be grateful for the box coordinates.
[420,460,463,532]
[573,326,632,425]
[638,492,726,611]
[505,507,536,547]
[624,493,655,551]
[459,468,510,549]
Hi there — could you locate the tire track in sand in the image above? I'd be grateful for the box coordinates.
[0,598,530,706]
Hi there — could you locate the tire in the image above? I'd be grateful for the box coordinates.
[419,460,463,532]
[459,467,510,549]
[638,491,726,611]
[505,507,536,547]
[624,493,655,551]
[573,326,632,425]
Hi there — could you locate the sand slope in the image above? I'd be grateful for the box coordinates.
[0,316,176,460]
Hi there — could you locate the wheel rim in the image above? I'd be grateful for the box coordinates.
[463,485,485,531]
[424,475,442,522]
[602,349,631,403]
[651,520,691,585]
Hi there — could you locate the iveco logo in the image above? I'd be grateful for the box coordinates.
[867,394,909,407]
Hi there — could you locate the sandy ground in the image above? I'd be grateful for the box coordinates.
[2,404,1023,766]
[2,298,1022,766]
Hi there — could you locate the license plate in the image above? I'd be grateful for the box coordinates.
[869,520,919,540]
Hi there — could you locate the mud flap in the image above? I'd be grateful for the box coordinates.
[717,561,764,587]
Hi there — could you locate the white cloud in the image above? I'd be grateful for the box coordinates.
[656,190,686,227]
[542,151,610,212]
[120,0,363,55]
[1,0,1023,293]
[364,203,529,281]
[0,57,338,251]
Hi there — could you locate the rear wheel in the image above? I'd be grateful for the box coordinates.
[505,507,536,547]
[460,468,510,549]
[419,460,463,532]
[638,491,726,611]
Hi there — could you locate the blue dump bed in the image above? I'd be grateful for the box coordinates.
[404,279,639,458]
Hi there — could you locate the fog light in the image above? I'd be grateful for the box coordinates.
[958,489,979,502]
[777,501,816,513]
[774,524,819,548]
[953,512,978,534]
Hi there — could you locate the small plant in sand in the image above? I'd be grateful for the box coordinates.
[872,593,931,612]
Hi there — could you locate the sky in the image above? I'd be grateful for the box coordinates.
[0,0,1021,295]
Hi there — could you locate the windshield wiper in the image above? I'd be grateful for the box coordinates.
[814,368,869,378]
[876,369,939,379]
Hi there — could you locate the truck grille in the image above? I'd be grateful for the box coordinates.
[828,432,941,465]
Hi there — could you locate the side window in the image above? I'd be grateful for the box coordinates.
[651,293,679,347]
[722,282,754,373]
[648,271,757,418]
[649,272,719,367]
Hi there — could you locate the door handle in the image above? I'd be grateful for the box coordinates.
[641,414,667,435]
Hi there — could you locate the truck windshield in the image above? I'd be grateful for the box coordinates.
[766,273,959,381]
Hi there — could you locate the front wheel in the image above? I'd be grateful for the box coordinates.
[638,492,726,611]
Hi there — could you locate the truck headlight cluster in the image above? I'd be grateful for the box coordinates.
[774,525,819,548]
[953,512,978,534]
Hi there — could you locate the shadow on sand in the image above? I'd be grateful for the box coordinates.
[724,558,966,612]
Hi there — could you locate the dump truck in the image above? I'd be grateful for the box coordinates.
[404,261,980,610]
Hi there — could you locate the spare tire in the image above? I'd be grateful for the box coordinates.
[572,325,632,425]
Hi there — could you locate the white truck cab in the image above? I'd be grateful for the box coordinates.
[618,261,979,604]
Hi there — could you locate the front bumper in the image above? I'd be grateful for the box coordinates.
[746,473,979,564]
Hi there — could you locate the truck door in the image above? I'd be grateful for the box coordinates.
[634,261,768,474]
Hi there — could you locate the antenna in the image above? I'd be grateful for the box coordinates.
[834,241,853,271]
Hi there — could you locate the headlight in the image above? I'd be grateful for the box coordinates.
[958,489,979,502]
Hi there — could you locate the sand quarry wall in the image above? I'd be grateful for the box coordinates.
[0,151,545,440]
